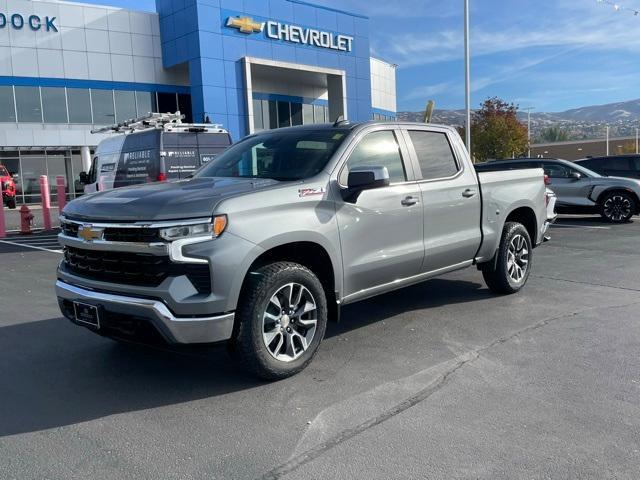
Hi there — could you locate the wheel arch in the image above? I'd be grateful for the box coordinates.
[236,240,341,323]
[595,188,640,213]
[504,206,538,245]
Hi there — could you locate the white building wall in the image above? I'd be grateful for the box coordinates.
[0,0,187,86]
[370,57,397,114]
[0,0,188,148]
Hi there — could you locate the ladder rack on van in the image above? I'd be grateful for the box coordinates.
[90,112,226,134]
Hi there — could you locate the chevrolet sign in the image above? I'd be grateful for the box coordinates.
[226,15,354,53]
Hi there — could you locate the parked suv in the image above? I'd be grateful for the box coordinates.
[575,155,640,179]
[476,158,640,223]
[57,122,550,379]
[0,164,17,209]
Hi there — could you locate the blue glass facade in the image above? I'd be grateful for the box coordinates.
[155,0,373,140]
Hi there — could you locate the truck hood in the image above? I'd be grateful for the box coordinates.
[63,177,281,222]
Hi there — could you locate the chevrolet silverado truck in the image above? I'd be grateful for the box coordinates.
[56,121,552,379]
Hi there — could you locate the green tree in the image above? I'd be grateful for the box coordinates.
[617,141,637,154]
[470,97,528,162]
[539,126,569,143]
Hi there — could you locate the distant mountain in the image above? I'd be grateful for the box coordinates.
[397,98,640,141]
[398,98,640,124]
[559,99,640,121]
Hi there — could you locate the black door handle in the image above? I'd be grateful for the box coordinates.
[401,196,419,206]
[462,189,477,198]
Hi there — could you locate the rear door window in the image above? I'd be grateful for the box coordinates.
[408,131,459,180]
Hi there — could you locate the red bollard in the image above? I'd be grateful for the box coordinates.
[39,175,52,231]
[0,198,5,238]
[20,205,34,234]
[56,175,66,212]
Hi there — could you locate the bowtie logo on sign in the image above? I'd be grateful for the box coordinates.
[226,16,264,34]
[225,15,354,53]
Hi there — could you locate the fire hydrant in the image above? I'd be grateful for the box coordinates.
[20,205,34,234]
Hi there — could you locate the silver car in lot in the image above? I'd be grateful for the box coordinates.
[476,158,640,223]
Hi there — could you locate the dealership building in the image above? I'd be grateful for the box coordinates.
[0,0,397,204]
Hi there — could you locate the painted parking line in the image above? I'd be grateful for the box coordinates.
[0,239,62,253]
[551,224,611,230]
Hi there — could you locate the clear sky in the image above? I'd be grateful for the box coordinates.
[69,0,640,113]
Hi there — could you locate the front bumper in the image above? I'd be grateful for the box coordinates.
[56,280,235,344]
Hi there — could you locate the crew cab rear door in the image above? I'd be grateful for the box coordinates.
[401,127,482,272]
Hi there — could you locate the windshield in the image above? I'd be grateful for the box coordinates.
[195,129,350,181]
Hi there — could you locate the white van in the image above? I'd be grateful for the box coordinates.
[80,113,232,193]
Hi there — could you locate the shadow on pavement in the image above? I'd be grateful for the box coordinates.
[553,215,634,227]
[331,277,489,337]
[0,277,488,437]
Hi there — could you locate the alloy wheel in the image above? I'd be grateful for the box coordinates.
[507,234,529,283]
[603,195,632,222]
[262,283,318,362]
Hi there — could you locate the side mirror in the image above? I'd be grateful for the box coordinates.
[347,166,390,192]
[343,166,390,203]
[569,171,582,181]
[79,172,90,184]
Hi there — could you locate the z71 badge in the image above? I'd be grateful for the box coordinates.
[298,187,326,198]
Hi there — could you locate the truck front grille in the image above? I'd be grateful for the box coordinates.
[61,222,161,243]
[62,246,211,294]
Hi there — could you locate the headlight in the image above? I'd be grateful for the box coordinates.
[1,181,9,189]
[159,215,227,241]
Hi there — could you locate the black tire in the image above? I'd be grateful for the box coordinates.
[599,191,635,223]
[6,197,16,209]
[231,262,328,380]
[481,222,532,294]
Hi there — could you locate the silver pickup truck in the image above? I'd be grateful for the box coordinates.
[56,121,552,379]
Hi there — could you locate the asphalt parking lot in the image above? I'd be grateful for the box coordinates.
[1,216,639,480]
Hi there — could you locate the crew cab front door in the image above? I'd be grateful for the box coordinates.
[402,127,482,272]
[335,128,424,298]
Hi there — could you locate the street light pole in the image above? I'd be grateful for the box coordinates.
[606,125,610,156]
[464,0,471,156]
[524,107,534,157]
[636,128,638,154]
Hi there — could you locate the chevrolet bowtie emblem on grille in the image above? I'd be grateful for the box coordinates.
[226,16,264,34]
[77,225,104,242]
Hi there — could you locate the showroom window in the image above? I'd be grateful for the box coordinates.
[67,88,92,124]
[157,92,178,114]
[114,90,137,123]
[0,86,186,125]
[91,89,115,124]
[42,87,68,123]
[136,91,157,118]
[0,86,16,122]
[15,86,42,123]
[252,96,329,131]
